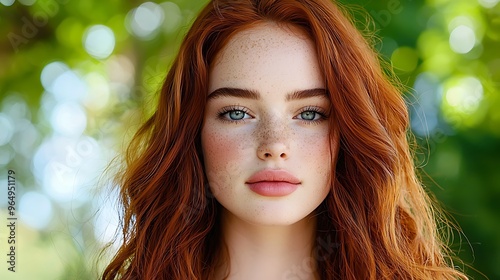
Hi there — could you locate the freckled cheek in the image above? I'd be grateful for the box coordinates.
[296,132,332,176]
[201,125,252,188]
[203,131,247,166]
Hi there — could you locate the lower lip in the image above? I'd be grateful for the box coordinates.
[247,182,299,197]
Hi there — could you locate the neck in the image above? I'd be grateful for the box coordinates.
[217,209,320,280]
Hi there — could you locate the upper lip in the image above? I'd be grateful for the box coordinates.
[246,169,301,184]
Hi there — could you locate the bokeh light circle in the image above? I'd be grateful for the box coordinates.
[478,0,500,8]
[19,192,53,230]
[444,77,483,114]
[0,0,14,6]
[41,62,70,93]
[127,2,164,39]
[0,114,14,146]
[449,25,476,54]
[50,102,87,137]
[83,24,116,59]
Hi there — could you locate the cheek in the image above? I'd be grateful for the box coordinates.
[298,132,333,179]
[201,125,250,191]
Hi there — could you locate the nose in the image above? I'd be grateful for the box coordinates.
[256,119,290,161]
[257,142,289,160]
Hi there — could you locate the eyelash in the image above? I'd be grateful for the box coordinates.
[217,105,328,124]
[296,106,328,125]
[217,106,252,124]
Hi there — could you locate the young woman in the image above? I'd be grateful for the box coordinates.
[102,0,468,279]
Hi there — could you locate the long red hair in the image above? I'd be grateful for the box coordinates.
[102,0,468,279]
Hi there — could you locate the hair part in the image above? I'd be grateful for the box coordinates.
[102,0,468,279]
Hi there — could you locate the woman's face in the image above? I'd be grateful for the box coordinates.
[201,23,334,226]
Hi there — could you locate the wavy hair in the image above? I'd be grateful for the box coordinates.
[102,0,468,279]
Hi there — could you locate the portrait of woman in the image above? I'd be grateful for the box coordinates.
[101,0,469,279]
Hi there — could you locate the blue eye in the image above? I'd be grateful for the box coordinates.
[295,106,328,124]
[228,110,246,120]
[300,111,317,121]
[218,106,252,123]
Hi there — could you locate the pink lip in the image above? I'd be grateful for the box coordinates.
[246,170,300,197]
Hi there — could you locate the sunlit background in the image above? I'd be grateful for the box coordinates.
[0,0,499,279]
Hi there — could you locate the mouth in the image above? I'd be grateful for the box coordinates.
[246,169,300,197]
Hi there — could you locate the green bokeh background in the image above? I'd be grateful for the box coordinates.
[0,0,499,279]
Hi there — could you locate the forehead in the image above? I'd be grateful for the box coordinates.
[208,22,323,94]
[220,22,311,54]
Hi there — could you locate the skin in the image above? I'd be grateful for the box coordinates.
[201,22,335,280]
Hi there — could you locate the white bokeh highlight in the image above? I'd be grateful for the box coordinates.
[32,135,105,206]
[93,187,122,247]
[50,102,87,137]
[445,77,484,114]
[449,25,476,54]
[478,0,499,8]
[83,25,116,59]
[52,70,88,102]
[127,2,164,39]
[41,62,70,93]
[160,1,182,34]
[0,0,15,6]
[19,192,54,230]
[0,113,14,146]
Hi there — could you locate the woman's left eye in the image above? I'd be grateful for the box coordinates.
[299,111,319,121]
[295,107,326,122]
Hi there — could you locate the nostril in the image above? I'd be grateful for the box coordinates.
[257,144,289,160]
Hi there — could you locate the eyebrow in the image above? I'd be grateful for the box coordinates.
[207,87,327,101]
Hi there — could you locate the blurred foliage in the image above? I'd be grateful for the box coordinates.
[0,0,499,279]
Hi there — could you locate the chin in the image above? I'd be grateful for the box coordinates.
[239,206,316,227]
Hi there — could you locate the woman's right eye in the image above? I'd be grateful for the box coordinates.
[227,110,247,120]
[217,107,252,122]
